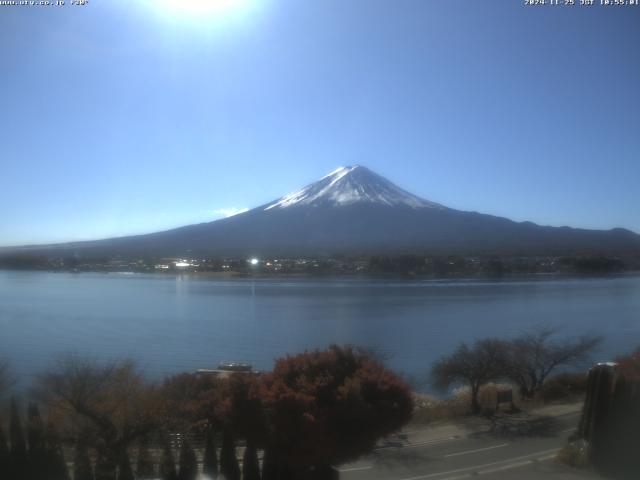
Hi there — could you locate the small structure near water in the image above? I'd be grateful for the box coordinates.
[196,362,256,378]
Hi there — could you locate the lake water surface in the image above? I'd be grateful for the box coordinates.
[1,271,638,390]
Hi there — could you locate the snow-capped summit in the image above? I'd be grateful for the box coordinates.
[264,165,444,210]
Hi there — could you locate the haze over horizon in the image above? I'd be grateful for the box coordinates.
[1,1,639,246]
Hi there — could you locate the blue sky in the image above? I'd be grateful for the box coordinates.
[1,0,638,246]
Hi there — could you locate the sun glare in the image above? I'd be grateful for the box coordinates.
[158,0,246,16]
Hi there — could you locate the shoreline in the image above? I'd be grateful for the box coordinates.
[1,268,639,282]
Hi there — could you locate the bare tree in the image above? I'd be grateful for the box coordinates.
[431,338,509,414]
[505,328,602,398]
[34,355,162,479]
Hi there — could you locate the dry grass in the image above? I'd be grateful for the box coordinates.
[412,383,520,425]
[556,440,590,469]
[411,377,586,427]
[411,393,467,424]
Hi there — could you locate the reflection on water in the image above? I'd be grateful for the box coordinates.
[0,271,638,390]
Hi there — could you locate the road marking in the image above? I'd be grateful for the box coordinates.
[561,427,577,433]
[403,428,461,437]
[477,459,534,475]
[538,453,557,461]
[443,443,509,458]
[375,436,459,451]
[554,411,581,418]
[398,448,559,480]
[338,465,373,472]
[403,440,455,450]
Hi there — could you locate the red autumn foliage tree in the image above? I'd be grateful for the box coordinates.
[261,345,413,472]
[216,374,265,480]
[160,373,220,432]
[216,373,266,443]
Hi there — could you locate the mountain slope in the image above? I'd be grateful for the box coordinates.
[4,166,640,258]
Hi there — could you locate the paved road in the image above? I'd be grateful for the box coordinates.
[338,411,600,480]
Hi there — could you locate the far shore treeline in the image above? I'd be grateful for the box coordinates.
[1,252,639,276]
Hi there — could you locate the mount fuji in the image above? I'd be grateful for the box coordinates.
[5,165,640,258]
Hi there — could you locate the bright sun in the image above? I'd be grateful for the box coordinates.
[159,0,246,16]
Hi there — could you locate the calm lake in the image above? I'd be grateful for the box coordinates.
[1,271,639,390]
